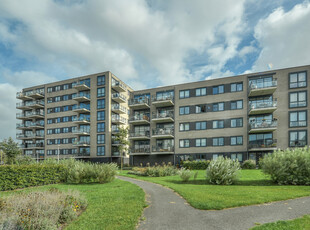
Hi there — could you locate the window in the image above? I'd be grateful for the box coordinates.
[63,127,69,133]
[231,100,243,110]
[55,128,60,134]
[63,116,69,122]
[97,75,105,86]
[231,118,243,128]
[55,96,61,102]
[179,106,190,115]
[213,154,219,160]
[97,134,105,144]
[179,90,190,99]
[289,71,307,88]
[97,146,105,156]
[47,87,53,93]
[97,87,105,97]
[63,106,69,111]
[63,95,69,100]
[195,105,206,113]
[63,84,69,90]
[213,137,224,146]
[156,90,174,100]
[47,129,53,135]
[97,123,105,132]
[213,102,224,111]
[55,107,61,113]
[289,130,307,147]
[213,120,224,129]
[213,85,224,95]
[195,121,207,130]
[231,136,243,145]
[289,91,307,108]
[231,153,243,162]
[180,139,190,148]
[195,88,207,96]
[179,123,190,131]
[290,111,307,127]
[195,138,207,147]
[47,119,53,124]
[231,83,243,92]
[55,86,61,91]
[97,99,105,109]
[97,111,105,121]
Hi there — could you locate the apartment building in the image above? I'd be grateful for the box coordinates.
[16,65,310,165]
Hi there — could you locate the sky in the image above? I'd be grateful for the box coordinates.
[1,0,310,140]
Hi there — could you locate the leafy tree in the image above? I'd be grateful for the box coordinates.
[114,126,130,170]
[0,137,22,164]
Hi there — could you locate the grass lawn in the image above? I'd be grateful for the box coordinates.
[0,179,145,230]
[251,215,310,230]
[119,169,310,210]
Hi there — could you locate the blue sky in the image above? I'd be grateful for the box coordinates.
[0,0,310,140]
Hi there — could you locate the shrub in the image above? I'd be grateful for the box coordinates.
[178,168,192,182]
[206,156,240,185]
[97,163,118,183]
[128,167,148,176]
[242,160,256,169]
[15,155,36,165]
[128,165,177,177]
[182,160,210,170]
[0,190,87,230]
[260,147,310,185]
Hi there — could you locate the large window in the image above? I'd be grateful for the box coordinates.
[231,153,243,161]
[249,76,273,89]
[195,105,206,113]
[195,88,207,96]
[195,121,207,130]
[97,134,105,144]
[231,83,243,92]
[97,146,105,156]
[213,85,224,95]
[97,87,105,97]
[289,111,307,127]
[212,137,224,146]
[156,90,174,100]
[213,120,224,129]
[289,130,307,147]
[231,118,243,128]
[213,102,224,111]
[289,71,307,88]
[179,139,190,148]
[179,90,190,99]
[97,99,105,109]
[289,91,307,108]
[195,138,207,147]
[179,106,190,115]
[179,123,189,131]
[97,75,105,86]
[97,122,105,132]
[230,100,243,110]
[231,136,243,145]
[97,111,105,121]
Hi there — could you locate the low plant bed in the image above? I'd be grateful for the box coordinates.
[251,215,310,230]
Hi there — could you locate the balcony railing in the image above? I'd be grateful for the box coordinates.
[152,128,174,137]
[112,93,127,103]
[152,95,174,106]
[129,131,150,138]
[17,133,44,139]
[249,120,277,129]
[248,139,277,149]
[72,105,90,113]
[129,114,150,124]
[152,111,174,120]
[248,80,277,96]
[72,116,90,123]
[248,101,277,115]
[72,93,90,101]
[249,80,277,90]
[72,129,90,135]
[111,116,127,124]
[72,82,90,90]
[131,146,151,154]
[73,141,90,146]
[16,111,45,119]
[111,126,120,133]
[152,146,174,153]
[20,143,44,148]
[111,104,127,113]
[112,81,126,92]
[128,97,150,108]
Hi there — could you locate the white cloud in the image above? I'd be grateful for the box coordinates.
[252,2,310,71]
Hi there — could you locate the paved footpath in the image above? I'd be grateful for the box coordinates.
[118,176,310,230]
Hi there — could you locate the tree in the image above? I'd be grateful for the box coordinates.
[114,126,130,170]
[0,137,22,164]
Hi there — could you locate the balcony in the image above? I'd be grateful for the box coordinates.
[27,100,45,109]
[20,143,44,149]
[17,121,44,129]
[248,101,277,115]
[16,111,45,120]
[130,146,151,155]
[72,129,90,135]
[73,141,90,147]
[112,93,127,103]
[111,116,127,125]
[112,151,120,156]
[76,151,91,157]
[72,117,90,124]
[111,126,120,134]
[111,104,127,114]
[129,131,150,140]
[16,133,44,139]
[16,102,30,110]
[72,105,90,113]
[128,97,150,109]
[248,139,277,151]
[112,80,126,92]
[16,92,32,100]
[28,90,45,99]
[248,80,277,97]
[152,128,174,139]
[249,120,277,133]
[152,146,174,154]
[129,115,150,125]
[112,139,121,146]
[73,82,90,91]
[152,95,174,107]
[72,93,90,102]
[152,111,174,123]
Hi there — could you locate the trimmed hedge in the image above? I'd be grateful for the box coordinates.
[0,164,66,191]
[182,160,210,170]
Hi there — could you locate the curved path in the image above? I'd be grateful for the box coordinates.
[118,176,310,230]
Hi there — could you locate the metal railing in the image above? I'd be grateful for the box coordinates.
[16,111,45,118]
[129,114,150,122]
[129,131,150,138]
[72,105,90,111]
[152,128,174,136]
[112,81,126,90]
[131,146,151,153]
[111,104,127,113]
[249,120,277,129]
[111,116,127,124]
[152,95,174,102]
[248,139,277,149]
[72,117,90,122]
[72,129,90,134]
[152,146,174,152]
[249,100,277,110]
[249,80,277,90]
[112,93,127,101]
[152,111,174,119]
[128,97,150,106]
[72,93,90,99]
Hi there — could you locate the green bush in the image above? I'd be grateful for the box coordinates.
[260,147,310,185]
[178,168,192,182]
[182,160,210,170]
[0,164,65,191]
[128,165,177,177]
[206,157,240,185]
[242,160,256,169]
